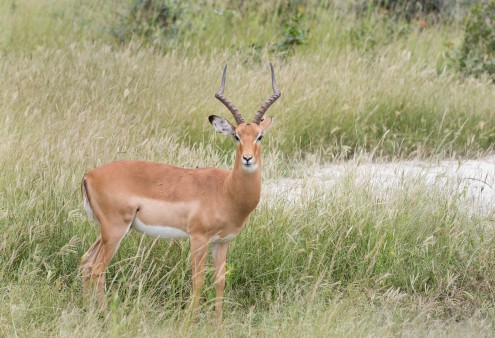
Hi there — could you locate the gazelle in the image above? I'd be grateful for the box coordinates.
[80,64,281,322]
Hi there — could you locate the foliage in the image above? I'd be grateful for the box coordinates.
[224,0,307,17]
[276,7,309,57]
[109,0,311,57]
[359,0,454,22]
[349,16,412,52]
[450,0,495,81]
[111,0,188,47]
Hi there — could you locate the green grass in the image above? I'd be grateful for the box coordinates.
[1,0,495,336]
[2,172,495,335]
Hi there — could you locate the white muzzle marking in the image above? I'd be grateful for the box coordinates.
[242,163,258,173]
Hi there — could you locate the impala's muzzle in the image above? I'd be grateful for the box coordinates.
[242,155,254,165]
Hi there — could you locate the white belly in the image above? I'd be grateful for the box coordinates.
[132,217,189,239]
[211,233,236,243]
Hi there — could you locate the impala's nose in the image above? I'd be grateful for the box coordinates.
[242,155,253,164]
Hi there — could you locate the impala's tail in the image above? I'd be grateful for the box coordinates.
[81,176,98,223]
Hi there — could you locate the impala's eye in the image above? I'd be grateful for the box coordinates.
[234,134,240,142]
[257,135,263,142]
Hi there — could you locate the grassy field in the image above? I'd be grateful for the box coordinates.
[1,0,495,336]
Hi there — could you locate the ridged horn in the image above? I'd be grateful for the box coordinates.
[215,65,244,125]
[252,63,281,125]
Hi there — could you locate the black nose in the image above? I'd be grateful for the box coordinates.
[242,155,253,163]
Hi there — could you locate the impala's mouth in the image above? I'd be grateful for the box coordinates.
[242,159,256,166]
[242,162,258,172]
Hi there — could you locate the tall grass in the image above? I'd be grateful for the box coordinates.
[2,162,495,335]
[2,43,495,163]
[2,1,494,160]
[1,0,495,336]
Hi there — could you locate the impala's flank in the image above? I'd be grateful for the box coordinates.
[80,64,281,322]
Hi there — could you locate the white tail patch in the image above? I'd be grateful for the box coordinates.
[82,184,98,224]
[132,217,189,239]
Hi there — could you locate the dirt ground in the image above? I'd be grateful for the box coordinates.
[266,156,495,217]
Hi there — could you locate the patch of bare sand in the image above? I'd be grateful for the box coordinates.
[265,156,495,217]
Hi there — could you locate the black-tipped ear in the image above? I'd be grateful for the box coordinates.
[208,115,236,136]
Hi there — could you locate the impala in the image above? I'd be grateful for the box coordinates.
[80,64,281,321]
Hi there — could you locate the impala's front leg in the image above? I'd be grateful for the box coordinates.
[189,235,208,321]
[212,241,229,323]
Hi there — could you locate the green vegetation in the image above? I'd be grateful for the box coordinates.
[1,0,495,336]
[450,0,495,81]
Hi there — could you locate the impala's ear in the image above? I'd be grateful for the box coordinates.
[208,115,235,136]
[260,116,273,133]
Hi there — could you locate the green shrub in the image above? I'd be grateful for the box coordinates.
[451,0,495,80]
[111,0,187,47]
[349,18,411,52]
[358,0,452,22]
[276,7,309,57]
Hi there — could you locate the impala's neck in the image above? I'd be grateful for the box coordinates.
[226,147,262,214]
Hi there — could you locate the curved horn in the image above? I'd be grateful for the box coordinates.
[215,65,245,125]
[252,63,281,125]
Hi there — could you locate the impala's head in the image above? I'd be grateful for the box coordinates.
[209,64,281,173]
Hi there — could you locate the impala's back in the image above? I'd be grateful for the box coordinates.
[83,160,234,239]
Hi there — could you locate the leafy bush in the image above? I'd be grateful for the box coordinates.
[377,0,442,18]
[349,16,412,53]
[111,0,187,47]
[225,0,307,18]
[450,0,495,81]
[354,0,459,23]
[111,0,310,58]
[276,7,309,57]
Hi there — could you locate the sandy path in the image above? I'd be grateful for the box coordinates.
[265,156,495,217]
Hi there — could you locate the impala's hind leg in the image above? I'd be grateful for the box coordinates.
[81,236,102,295]
[81,218,131,307]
